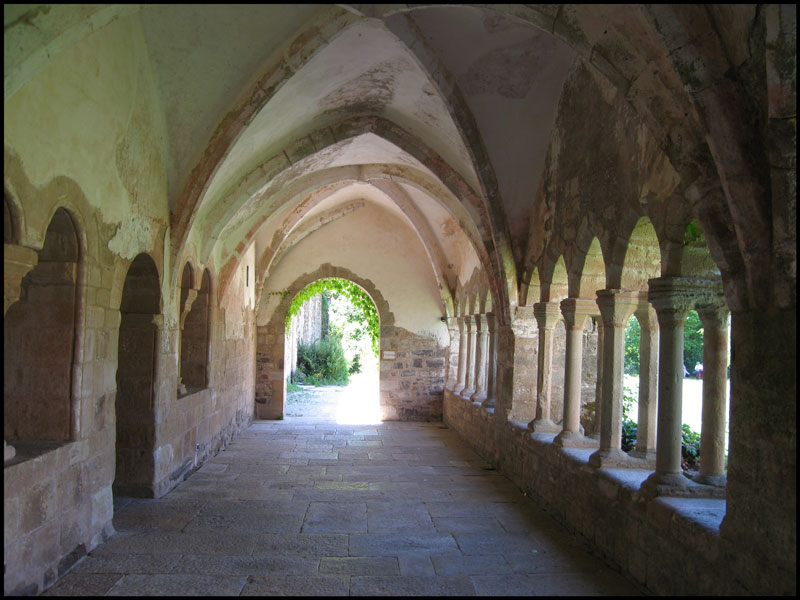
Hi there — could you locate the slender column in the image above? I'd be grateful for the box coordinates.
[631,300,659,461]
[470,314,489,404]
[445,317,461,391]
[641,278,696,493]
[695,304,730,486]
[554,298,598,447]
[528,302,562,433]
[482,312,498,411]
[452,316,468,394]
[589,318,604,439]
[460,315,477,399]
[589,290,639,467]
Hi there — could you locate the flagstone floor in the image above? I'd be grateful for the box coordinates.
[43,416,643,596]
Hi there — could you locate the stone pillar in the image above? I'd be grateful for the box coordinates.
[589,317,604,439]
[502,305,538,423]
[631,299,659,461]
[452,316,467,395]
[528,302,562,433]
[482,312,498,411]
[589,289,639,467]
[642,277,704,494]
[444,317,460,391]
[470,314,489,404]
[460,315,477,400]
[695,303,730,486]
[554,298,598,447]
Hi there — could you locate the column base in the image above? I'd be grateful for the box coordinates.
[481,397,496,410]
[553,430,600,448]
[640,471,726,499]
[4,440,16,462]
[528,418,561,433]
[460,388,476,400]
[452,384,465,395]
[588,448,646,468]
[628,449,657,468]
[691,473,727,487]
[470,391,487,405]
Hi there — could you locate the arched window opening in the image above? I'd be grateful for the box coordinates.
[285,278,380,424]
[4,208,79,443]
[180,267,210,393]
[115,253,160,497]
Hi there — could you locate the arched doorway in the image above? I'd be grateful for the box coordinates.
[285,278,381,424]
[114,253,160,497]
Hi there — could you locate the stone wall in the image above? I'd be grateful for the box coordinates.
[379,325,447,421]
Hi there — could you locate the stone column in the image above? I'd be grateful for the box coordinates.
[445,317,461,391]
[482,312,498,411]
[529,302,562,433]
[630,299,659,462]
[642,277,699,494]
[460,315,477,400]
[554,298,598,447]
[589,317,604,439]
[177,288,198,396]
[589,289,639,467]
[504,306,538,423]
[452,316,468,395]
[695,303,730,486]
[470,314,489,404]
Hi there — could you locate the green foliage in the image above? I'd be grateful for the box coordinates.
[621,384,638,452]
[286,278,379,356]
[348,352,362,375]
[286,381,303,393]
[681,423,701,470]
[683,219,706,246]
[296,334,350,386]
[624,316,641,376]
[683,310,704,375]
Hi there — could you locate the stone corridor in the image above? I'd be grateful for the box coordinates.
[43,417,640,596]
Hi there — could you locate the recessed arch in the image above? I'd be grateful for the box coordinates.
[618,216,662,290]
[4,207,81,442]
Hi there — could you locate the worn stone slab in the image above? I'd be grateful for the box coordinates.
[470,571,641,596]
[433,513,508,534]
[349,533,460,556]
[431,553,513,576]
[170,555,319,575]
[366,503,435,534]
[72,553,182,574]
[302,501,367,533]
[183,510,305,534]
[106,573,247,596]
[89,532,259,557]
[397,555,436,576]
[319,556,400,575]
[454,533,543,555]
[240,574,349,596]
[42,573,122,596]
[253,533,349,557]
[503,550,608,574]
[350,575,476,596]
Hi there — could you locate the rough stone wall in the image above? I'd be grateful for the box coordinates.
[379,325,447,421]
[255,321,285,419]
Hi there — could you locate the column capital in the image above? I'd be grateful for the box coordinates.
[696,303,730,328]
[484,311,497,331]
[595,289,639,327]
[647,276,724,314]
[560,297,597,328]
[533,301,562,329]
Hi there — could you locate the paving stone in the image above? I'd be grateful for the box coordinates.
[253,533,349,557]
[170,555,319,575]
[90,532,259,557]
[350,575,476,596]
[106,573,247,596]
[302,501,367,533]
[431,553,513,576]
[454,533,543,555]
[72,553,182,574]
[240,574,350,596]
[319,556,400,575]
[42,573,122,596]
[183,510,305,534]
[432,516,506,534]
[398,555,436,576]
[470,571,641,596]
[349,533,461,556]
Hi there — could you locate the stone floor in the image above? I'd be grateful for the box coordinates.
[43,414,643,596]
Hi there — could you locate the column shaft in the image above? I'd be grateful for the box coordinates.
[470,315,489,404]
[482,313,497,410]
[697,307,729,484]
[461,316,477,399]
[529,302,562,433]
[452,317,467,394]
[633,303,659,458]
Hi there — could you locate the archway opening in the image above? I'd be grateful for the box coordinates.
[285,278,380,424]
[115,253,160,497]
